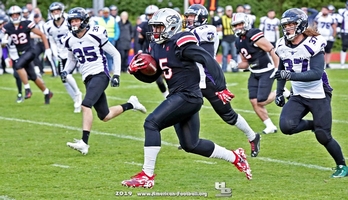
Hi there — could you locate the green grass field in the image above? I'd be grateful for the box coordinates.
[1,69,348,200]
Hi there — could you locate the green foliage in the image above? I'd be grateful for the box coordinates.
[0,69,348,199]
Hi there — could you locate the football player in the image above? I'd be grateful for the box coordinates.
[184,4,260,157]
[231,13,279,134]
[1,5,53,104]
[61,7,146,155]
[123,8,252,189]
[44,2,83,113]
[137,5,169,98]
[259,10,280,47]
[274,8,348,178]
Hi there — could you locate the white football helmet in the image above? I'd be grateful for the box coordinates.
[8,6,22,24]
[148,8,182,44]
[231,13,251,36]
[49,2,65,21]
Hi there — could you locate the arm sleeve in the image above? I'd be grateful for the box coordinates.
[64,51,77,74]
[132,69,162,83]
[102,41,121,76]
[180,44,226,91]
[276,61,287,95]
[289,52,324,82]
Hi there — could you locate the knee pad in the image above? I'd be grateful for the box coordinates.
[279,118,296,135]
[221,111,238,125]
[314,129,331,146]
[180,142,197,153]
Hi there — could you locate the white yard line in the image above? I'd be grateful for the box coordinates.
[0,116,337,172]
[0,195,15,200]
[52,164,70,168]
[124,161,143,166]
[194,160,217,165]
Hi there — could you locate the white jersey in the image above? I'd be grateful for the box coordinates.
[275,35,327,99]
[63,25,109,81]
[259,17,280,43]
[338,8,348,33]
[43,18,70,59]
[188,24,219,89]
[314,14,335,40]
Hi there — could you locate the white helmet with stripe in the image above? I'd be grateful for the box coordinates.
[8,5,22,24]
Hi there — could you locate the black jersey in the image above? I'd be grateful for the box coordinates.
[133,31,226,98]
[235,28,271,70]
[149,32,202,98]
[137,21,151,52]
[2,20,36,52]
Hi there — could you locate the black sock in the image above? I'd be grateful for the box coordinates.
[325,139,346,166]
[82,130,90,144]
[121,103,134,111]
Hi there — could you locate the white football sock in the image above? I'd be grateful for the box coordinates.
[43,88,49,95]
[340,51,346,65]
[209,143,236,163]
[24,84,30,89]
[235,114,256,141]
[64,82,76,101]
[263,118,275,128]
[142,146,161,177]
[66,74,81,94]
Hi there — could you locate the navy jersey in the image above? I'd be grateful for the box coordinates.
[235,28,271,70]
[149,32,201,98]
[137,21,151,52]
[2,20,36,52]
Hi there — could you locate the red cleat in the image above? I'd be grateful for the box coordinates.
[122,171,155,188]
[232,148,252,180]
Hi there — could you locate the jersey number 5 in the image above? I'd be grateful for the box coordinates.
[159,58,172,79]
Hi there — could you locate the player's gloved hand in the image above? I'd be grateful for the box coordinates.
[128,53,147,74]
[44,48,53,61]
[110,75,120,87]
[1,39,8,47]
[274,70,292,80]
[275,93,285,107]
[215,89,235,104]
[60,71,68,82]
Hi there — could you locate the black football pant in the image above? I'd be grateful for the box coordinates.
[144,93,215,157]
[82,72,110,120]
[279,94,345,165]
[201,79,238,125]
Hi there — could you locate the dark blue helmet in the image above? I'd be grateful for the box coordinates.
[184,4,208,28]
[67,7,89,33]
[280,8,308,41]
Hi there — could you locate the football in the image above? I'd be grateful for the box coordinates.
[138,53,158,76]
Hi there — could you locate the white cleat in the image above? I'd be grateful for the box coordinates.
[262,126,277,134]
[127,96,147,114]
[283,87,291,99]
[74,106,81,113]
[66,139,89,155]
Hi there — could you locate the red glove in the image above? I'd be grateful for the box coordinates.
[128,53,148,74]
[215,89,235,104]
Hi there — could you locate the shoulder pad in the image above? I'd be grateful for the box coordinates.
[303,35,327,56]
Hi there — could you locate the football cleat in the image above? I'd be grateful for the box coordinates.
[331,165,348,178]
[25,88,32,99]
[66,139,89,155]
[44,90,53,104]
[249,133,261,157]
[16,93,24,103]
[122,171,155,188]
[127,96,147,114]
[232,148,252,180]
[262,126,277,134]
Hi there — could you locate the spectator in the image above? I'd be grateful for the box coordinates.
[109,5,120,22]
[117,11,133,72]
[301,7,318,27]
[95,7,120,74]
[220,5,238,73]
